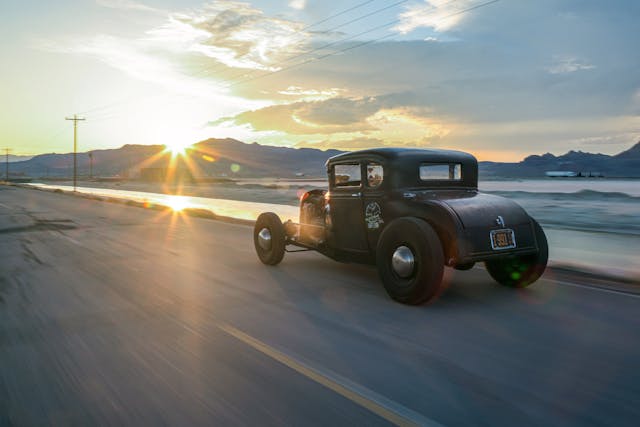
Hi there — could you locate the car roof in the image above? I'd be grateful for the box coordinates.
[326,147,476,165]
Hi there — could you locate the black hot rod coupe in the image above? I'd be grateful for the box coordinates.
[253,148,548,305]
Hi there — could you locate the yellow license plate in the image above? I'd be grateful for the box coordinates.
[490,229,516,250]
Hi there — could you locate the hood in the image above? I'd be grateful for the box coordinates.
[428,192,530,229]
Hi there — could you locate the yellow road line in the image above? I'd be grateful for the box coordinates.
[219,323,441,427]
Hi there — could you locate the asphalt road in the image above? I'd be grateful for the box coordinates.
[1,185,639,426]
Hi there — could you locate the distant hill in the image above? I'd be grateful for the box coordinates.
[5,154,33,163]
[479,141,640,178]
[9,138,640,179]
[11,144,164,178]
[614,141,640,160]
[187,139,343,177]
[9,138,343,178]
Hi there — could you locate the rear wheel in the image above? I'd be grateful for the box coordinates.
[454,262,475,271]
[485,219,548,288]
[254,212,286,265]
[376,217,445,305]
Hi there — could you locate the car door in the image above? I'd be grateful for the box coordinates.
[329,162,368,252]
[362,162,386,250]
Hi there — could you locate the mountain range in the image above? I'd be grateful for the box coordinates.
[9,139,342,179]
[479,142,640,178]
[7,138,640,179]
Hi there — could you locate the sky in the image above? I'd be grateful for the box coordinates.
[1,0,639,161]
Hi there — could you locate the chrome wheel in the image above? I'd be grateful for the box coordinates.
[254,212,286,266]
[376,218,444,305]
[391,245,415,278]
[257,227,272,250]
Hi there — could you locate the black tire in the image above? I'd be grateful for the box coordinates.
[254,212,286,265]
[485,219,548,288]
[454,262,475,271]
[376,217,445,305]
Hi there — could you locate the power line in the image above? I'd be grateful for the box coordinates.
[187,0,384,81]
[294,0,459,61]
[300,0,379,32]
[193,0,460,89]
[65,114,86,191]
[186,0,385,81]
[76,0,501,130]
[77,1,384,117]
[225,0,501,89]
[84,0,463,125]
[218,0,416,86]
[316,0,409,33]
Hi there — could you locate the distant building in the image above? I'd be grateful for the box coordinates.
[545,171,578,178]
[577,171,605,178]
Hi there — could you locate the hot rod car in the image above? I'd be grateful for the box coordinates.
[253,148,548,305]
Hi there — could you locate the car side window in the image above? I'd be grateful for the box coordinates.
[334,163,361,188]
[366,163,383,188]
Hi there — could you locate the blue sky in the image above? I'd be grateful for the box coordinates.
[1,0,639,161]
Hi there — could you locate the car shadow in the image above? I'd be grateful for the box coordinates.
[262,252,540,312]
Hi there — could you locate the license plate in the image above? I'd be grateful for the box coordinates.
[490,229,516,250]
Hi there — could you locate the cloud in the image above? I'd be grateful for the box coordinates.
[288,0,307,11]
[297,97,383,125]
[95,0,165,14]
[214,97,381,134]
[214,96,426,135]
[37,34,257,105]
[39,35,175,84]
[295,137,385,150]
[293,133,448,151]
[146,1,310,71]
[213,95,454,150]
[545,55,596,74]
[394,0,479,33]
[566,132,640,147]
[42,1,314,94]
[277,86,344,101]
[42,0,640,160]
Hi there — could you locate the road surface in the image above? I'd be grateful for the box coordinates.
[1,185,639,426]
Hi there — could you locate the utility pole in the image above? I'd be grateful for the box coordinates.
[65,114,85,191]
[3,148,11,182]
[88,152,93,179]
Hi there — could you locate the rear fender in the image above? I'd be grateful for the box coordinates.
[382,199,463,266]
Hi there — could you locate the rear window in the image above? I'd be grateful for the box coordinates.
[420,163,462,181]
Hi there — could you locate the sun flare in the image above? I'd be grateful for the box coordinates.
[164,141,193,156]
[165,195,190,212]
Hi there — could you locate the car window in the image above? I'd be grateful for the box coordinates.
[334,163,361,187]
[366,163,383,187]
[420,163,462,181]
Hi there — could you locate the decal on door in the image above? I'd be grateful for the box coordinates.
[365,202,384,229]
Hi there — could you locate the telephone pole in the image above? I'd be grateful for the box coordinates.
[65,114,85,191]
[3,148,11,182]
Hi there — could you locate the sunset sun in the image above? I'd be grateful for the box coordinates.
[164,141,192,156]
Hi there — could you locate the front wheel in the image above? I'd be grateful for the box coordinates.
[254,212,286,265]
[485,219,548,288]
[376,217,445,305]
